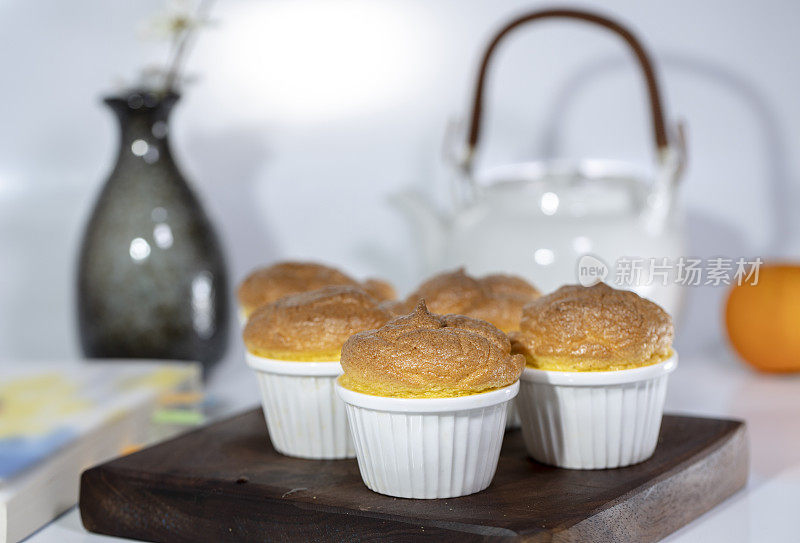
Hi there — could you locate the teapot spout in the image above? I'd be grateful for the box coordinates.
[390,190,448,272]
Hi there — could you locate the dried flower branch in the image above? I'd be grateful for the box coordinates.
[139,0,215,93]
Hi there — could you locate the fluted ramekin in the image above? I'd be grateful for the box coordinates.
[336,382,518,499]
[245,353,355,459]
[505,401,521,429]
[517,354,677,469]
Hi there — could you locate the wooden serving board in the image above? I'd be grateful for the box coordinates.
[79,408,747,543]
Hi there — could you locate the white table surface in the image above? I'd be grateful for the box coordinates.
[24,346,800,543]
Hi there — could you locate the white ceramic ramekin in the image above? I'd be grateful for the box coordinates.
[336,382,519,499]
[516,353,677,470]
[505,401,521,429]
[245,353,355,459]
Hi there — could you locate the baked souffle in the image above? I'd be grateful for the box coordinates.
[339,300,525,398]
[237,261,396,317]
[392,268,540,332]
[243,285,392,361]
[511,283,674,371]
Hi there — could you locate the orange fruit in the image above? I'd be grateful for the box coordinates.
[725,264,800,372]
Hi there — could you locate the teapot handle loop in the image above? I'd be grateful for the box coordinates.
[461,8,682,178]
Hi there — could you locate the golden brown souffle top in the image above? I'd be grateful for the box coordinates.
[237,261,396,317]
[243,285,393,361]
[339,300,525,398]
[391,268,540,332]
[511,283,674,372]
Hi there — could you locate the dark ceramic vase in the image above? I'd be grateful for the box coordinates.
[77,90,228,374]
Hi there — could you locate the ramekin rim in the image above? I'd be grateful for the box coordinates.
[335,380,520,413]
[245,351,342,376]
[521,352,678,386]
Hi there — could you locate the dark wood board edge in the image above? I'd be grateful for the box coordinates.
[79,405,530,542]
[78,414,749,543]
[79,467,522,543]
[550,422,749,543]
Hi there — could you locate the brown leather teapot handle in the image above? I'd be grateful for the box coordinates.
[464,8,670,171]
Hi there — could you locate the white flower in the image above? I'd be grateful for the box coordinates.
[141,0,208,41]
[131,0,215,91]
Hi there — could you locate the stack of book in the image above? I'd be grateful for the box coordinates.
[0,361,204,543]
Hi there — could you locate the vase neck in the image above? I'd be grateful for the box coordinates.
[104,91,179,161]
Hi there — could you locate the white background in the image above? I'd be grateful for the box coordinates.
[1,2,799,541]
[1,0,798,362]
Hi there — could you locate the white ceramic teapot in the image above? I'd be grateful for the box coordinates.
[394,8,686,315]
